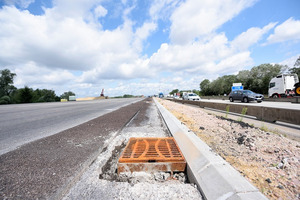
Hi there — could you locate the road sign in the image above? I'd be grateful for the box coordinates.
[232,83,242,86]
[232,86,243,91]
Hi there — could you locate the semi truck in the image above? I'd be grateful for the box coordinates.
[268,74,300,98]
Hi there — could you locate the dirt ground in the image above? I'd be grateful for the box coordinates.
[158,99,300,200]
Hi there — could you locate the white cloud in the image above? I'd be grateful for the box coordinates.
[215,51,253,74]
[231,22,276,51]
[0,5,156,79]
[51,0,101,20]
[13,61,76,89]
[267,18,300,44]
[133,22,157,52]
[149,0,180,21]
[1,0,296,97]
[169,0,257,44]
[94,5,107,18]
[149,32,254,75]
[3,0,34,8]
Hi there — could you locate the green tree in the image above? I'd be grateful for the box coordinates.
[0,96,11,104]
[207,75,236,95]
[294,56,300,67]
[169,89,179,95]
[15,86,33,103]
[248,64,282,94]
[235,64,282,94]
[200,79,211,95]
[200,63,284,96]
[60,91,75,101]
[192,89,200,96]
[209,78,223,95]
[288,56,300,78]
[236,70,252,89]
[0,69,17,98]
[220,75,236,95]
[123,94,134,98]
[33,89,58,102]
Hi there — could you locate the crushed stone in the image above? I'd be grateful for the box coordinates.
[158,98,300,200]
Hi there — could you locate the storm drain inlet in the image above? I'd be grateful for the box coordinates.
[118,137,186,173]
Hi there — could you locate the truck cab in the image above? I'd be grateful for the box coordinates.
[268,74,299,98]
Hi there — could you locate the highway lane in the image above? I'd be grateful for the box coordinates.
[199,99,300,110]
[0,98,142,155]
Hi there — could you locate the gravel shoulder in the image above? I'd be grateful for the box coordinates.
[158,98,300,200]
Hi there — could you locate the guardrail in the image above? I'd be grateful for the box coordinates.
[169,99,300,125]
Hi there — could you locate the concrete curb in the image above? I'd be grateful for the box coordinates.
[154,98,268,200]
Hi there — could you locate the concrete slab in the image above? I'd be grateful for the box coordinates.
[154,98,268,200]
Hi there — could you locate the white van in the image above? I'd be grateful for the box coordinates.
[182,93,201,101]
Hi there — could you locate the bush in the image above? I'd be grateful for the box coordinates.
[0,96,11,104]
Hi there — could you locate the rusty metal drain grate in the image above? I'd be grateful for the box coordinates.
[118,137,186,173]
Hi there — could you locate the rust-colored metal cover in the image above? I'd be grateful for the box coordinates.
[118,137,186,173]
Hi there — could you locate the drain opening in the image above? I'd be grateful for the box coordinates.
[98,137,190,184]
[118,137,186,174]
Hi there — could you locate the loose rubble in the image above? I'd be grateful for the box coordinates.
[158,98,300,200]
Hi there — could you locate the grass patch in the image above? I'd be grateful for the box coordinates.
[238,107,248,122]
[225,105,230,118]
[260,124,269,132]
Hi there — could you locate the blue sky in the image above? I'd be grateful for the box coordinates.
[0,0,299,97]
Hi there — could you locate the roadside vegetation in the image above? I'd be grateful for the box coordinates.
[170,57,300,97]
[0,69,75,104]
[200,63,298,96]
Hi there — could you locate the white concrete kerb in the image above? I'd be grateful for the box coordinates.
[154,98,268,200]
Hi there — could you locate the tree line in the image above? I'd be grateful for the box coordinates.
[169,57,300,96]
[200,61,299,96]
[0,69,75,104]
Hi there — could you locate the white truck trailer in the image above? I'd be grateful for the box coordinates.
[268,74,300,98]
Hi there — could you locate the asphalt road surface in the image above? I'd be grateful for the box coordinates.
[0,98,142,155]
[0,98,202,200]
[0,99,145,199]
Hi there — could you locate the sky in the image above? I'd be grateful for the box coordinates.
[0,0,300,97]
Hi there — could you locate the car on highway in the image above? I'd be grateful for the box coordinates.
[182,92,201,101]
[229,90,264,103]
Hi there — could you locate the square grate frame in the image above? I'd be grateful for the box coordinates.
[117,137,186,174]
